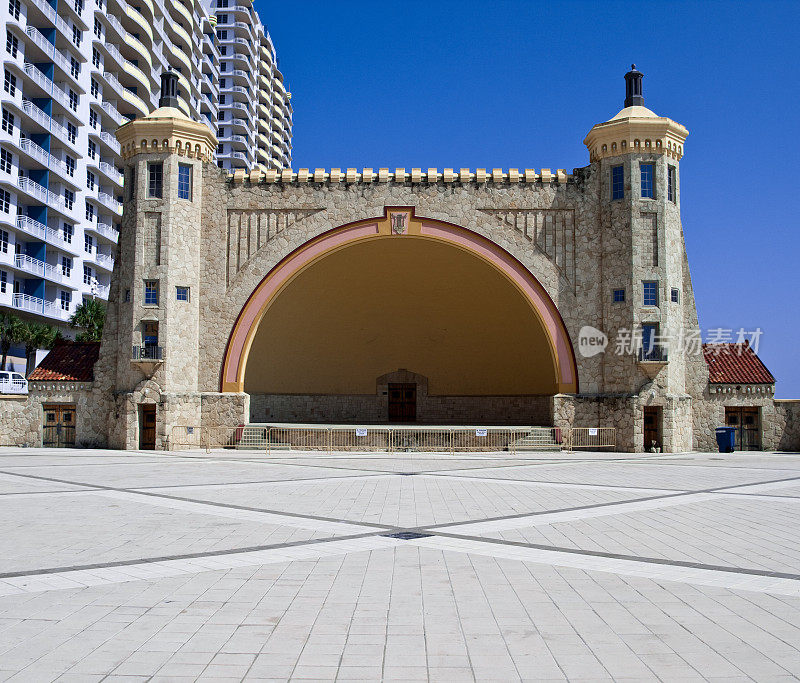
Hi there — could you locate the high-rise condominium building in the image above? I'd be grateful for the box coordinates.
[0,0,290,370]
[209,0,292,171]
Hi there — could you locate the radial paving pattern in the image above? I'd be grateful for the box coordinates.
[0,448,799,681]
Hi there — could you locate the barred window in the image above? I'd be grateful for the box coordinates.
[5,31,18,58]
[611,165,624,200]
[4,69,16,96]
[640,163,655,199]
[148,162,162,198]
[144,280,159,305]
[643,281,658,307]
[0,148,12,173]
[1,109,12,134]
[177,164,192,200]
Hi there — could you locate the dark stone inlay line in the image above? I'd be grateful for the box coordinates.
[0,469,398,531]
[421,473,800,530]
[431,531,800,582]
[133,472,389,490]
[0,531,381,580]
[426,472,689,492]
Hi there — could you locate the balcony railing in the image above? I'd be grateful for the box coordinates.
[97,191,121,213]
[101,101,125,125]
[25,27,72,77]
[12,293,71,320]
[92,251,114,269]
[28,0,72,39]
[99,161,123,184]
[13,253,70,284]
[88,221,119,242]
[638,346,669,363]
[17,177,67,211]
[23,64,70,110]
[21,101,75,150]
[15,216,75,250]
[132,345,163,361]
[99,131,121,154]
[19,137,69,177]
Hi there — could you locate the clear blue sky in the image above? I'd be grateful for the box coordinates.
[256,0,800,398]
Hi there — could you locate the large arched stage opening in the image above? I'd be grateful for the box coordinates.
[221,209,578,423]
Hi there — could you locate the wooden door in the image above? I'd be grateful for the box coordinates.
[643,406,661,451]
[388,383,416,423]
[140,404,156,450]
[42,405,76,448]
[725,407,761,450]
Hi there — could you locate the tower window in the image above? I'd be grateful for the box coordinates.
[668,165,676,203]
[643,281,658,307]
[640,163,655,199]
[177,164,192,200]
[176,286,189,301]
[128,165,136,200]
[611,165,624,200]
[144,280,159,305]
[671,287,680,303]
[148,162,163,198]
[613,288,625,303]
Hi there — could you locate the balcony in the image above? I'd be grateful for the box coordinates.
[12,293,71,321]
[22,101,77,151]
[99,161,123,185]
[27,0,72,40]
[89,249,115,270]
[87,221,119,243]
[97,191,122,214]
[99,131,121,154]
[132,344,163,363]
[15,216,78,252]
[638,346,668,363]
[17,177,70,214]
[13,253,70,284]
[23,64,70,110]
[19,137,72,182]
[25,27,74,82]
[101,101,126,126]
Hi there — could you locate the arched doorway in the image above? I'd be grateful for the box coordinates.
[221,209,578,424]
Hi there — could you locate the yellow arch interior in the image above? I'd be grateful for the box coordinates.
[242,236,558,396]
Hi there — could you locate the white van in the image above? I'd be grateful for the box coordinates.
[0,371,28,394]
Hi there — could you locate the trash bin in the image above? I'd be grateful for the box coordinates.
[715,426,736,453]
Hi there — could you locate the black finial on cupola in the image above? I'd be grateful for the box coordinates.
[159,69,180,109]
[624,64,644,108]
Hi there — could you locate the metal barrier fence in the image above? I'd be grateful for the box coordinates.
[169,425,616,455]
[563,427,616,451]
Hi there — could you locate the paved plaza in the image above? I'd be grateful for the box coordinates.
[0,449,799,681]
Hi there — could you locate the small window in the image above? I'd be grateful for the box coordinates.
[84,234,93,253]
[128,165,136,200]
[177,164,192,200]
[61,256,72,277]
[667,165,676,203]
[0,269,6,293]
[0,147,12,173]
[83,265,93,284]
[640,163,655,199]
[5,31,18,58]
[59,290,71,311]
[1,108,13,134]
[0,229,7,252]
[65,155,75,177]
[62,223,73,243]
[611,165,624,200]
[176,286,189,301]
[643,281,658,307]
[613,288,625,303]
[3,69,16,96]
[148,162,163,198]
[671,287,680,303]
[0,189,9,213]
[144,280,159,305]
[124,288,130,302]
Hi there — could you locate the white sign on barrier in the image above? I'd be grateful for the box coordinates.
[589,428,598,436]
[475,429,487,437]
[356,428,367,437]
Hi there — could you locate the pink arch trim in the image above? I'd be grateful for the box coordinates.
[220,215,578,393]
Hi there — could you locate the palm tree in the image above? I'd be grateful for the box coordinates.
[0,312,24,371]
[19,321,60,377]
[69,298,106,342]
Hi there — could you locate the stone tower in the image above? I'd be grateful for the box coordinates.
[98,72,217,449]
[584,65,701,452]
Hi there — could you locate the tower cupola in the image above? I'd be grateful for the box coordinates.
[583,64,688,163]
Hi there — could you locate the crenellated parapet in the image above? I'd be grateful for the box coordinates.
[227,167,574,185]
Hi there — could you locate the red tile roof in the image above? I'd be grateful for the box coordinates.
[702,342,775,385]
[28,341,101,382]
